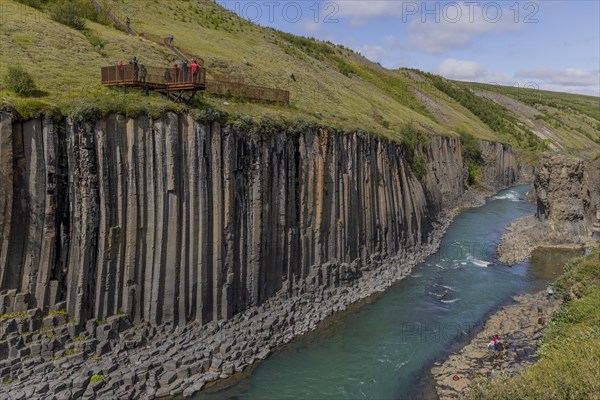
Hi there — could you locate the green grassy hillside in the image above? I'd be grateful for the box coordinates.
[1,0,598,157]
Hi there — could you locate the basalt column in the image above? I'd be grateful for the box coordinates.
[0,112,519,327]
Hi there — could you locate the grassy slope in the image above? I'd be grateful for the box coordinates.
[1,0,598,155]
[467,82,600,157]
[469,247,600,400]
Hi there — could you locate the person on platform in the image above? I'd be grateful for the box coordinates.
[139,64,147,83]
[130,56,139,81]
[190,60,200,83]
[117,59,124,80]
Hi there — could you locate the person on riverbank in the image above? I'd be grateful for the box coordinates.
[487,335,502,352]
[493,335,501,351]
[547,284,554,298]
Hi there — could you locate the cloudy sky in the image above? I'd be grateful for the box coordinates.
[217,0,600,97]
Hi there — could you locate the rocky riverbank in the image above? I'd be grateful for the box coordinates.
[496,216,592,265]
[431,290,561,399]
[0,188,492,400]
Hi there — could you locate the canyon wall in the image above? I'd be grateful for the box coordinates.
[479,140,519,190]
[535,153,599,234]
[497,153,599,265]
[0,112,518,326]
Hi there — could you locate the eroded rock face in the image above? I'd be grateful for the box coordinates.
[497,154,599,265]
[0,112,518,327]
[534,154,595,229]
[479,140,519,190]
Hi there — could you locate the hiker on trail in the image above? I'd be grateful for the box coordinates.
[190,60,200,83]
[547,284,554,298]
[126,16,130,29]
[130,56,139,80]
[139,64,147,83]
[117,59,124,80]
[167,34,174,45]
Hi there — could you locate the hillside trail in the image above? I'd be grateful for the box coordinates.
[90,0,290,103]
[91,0,204,66]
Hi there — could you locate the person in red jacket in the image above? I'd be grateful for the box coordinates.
[117,59,124,81]
[173,61,180,83]
[190,60,200,83]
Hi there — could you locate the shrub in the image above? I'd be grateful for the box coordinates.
[400,122,430,180]
[337,59,355,77]
[67,100,103,123]
[3,66,38,97]
[49,0,86,30]
[90,374,105,383]
[458,131,483,185]
[13,0,48,9]
[467,163,481,185]
[411,154,427,180]
[459,131,483,165]
[84,30,106,50]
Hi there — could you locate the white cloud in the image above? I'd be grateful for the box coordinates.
[357,44,385,63]
[435,59,487,80]
[406,2,525,54]
[517,68,600,87]
[334,0,412,26]
[537,84,600,97]
[336,1,404,19]
[433,62,600,97]
[434,59,518,87]
[301,19,321,34]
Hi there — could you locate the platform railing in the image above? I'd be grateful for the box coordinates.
[101,65,289,104]
[206,80,290,104]
[101,65,206,87]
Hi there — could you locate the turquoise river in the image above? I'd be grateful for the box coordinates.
[195,185,580,400]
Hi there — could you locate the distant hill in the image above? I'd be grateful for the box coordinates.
[1,0,598,157]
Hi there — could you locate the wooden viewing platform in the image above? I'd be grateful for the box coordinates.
[101,64,207,103]
[102,64,290,104]
[94,1,289,104]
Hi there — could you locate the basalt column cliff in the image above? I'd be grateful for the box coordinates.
[0,112,518,327]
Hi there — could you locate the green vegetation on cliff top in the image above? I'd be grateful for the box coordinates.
[470,246,600,400]
[1,0,598,156]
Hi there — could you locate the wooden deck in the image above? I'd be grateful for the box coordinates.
[102,65,206,102]
[102,65,206,89]
[102,65,291,104]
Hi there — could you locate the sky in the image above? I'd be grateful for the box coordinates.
[217,0,600,97]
